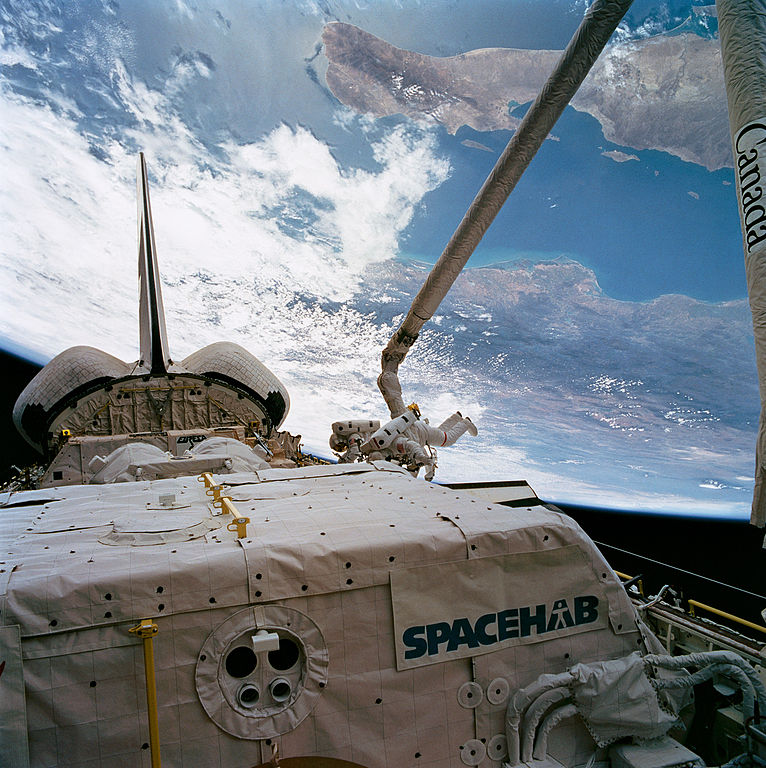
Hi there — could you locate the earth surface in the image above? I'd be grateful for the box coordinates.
[0,0,757,517]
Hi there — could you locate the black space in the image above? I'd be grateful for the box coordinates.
[0,349,42,483]
[552,502,764,629]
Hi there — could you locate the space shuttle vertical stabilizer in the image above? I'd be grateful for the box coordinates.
[717,0,766,527]
[137,152,172,374]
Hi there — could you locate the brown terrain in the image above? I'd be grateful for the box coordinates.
[322,22,730,170]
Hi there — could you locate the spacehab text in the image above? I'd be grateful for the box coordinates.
[402,595,599,659]
[390,546,611,669]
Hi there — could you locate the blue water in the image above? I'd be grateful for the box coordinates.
[400,107,744,303]
[335,0,717,56]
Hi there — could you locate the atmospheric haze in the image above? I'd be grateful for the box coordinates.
[0,0,756,517]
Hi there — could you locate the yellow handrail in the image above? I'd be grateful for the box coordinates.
[198,472,223,501]
[614,569,764,636]
[213,496,250,538]
[615,570,644,597]
[129,619,161,768]
[687,600,766,635]
[198,472,214,488]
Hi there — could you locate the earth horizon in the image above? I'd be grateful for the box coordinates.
[0,0,757,519]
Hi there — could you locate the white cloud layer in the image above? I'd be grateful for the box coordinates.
[0,71,450,352]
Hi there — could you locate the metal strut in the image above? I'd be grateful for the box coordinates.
[129,618,162,768]
[378,0,635,416]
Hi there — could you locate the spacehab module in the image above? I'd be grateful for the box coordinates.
[1,447,711,768]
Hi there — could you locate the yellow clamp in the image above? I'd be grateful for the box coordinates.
[407,402,421,418]
[213,496,237,515]
[615,570,644,597]
[227,516,250,539]
[129,618,159,639]
[198,472,223,501]
[214,496,249,538]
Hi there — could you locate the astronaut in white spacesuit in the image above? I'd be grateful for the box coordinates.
[364,370,478,478]
[391,407,477,480]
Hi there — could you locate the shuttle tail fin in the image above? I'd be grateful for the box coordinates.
[137,153,172,374]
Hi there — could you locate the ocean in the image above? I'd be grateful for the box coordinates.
[401,108,743,304]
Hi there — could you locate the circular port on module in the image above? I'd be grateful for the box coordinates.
[196,605,328,739]
[268,637,300,671]
[270,677,292,703]
[225,646,257,678]
[238,684,260,709]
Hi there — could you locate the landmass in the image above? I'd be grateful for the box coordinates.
[322,22,730,170]
[601,149,639,163]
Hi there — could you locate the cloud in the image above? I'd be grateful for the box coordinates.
[0,94,138,361]
[0,33,37,68]
[613,5,673,43]
[0,50,451,354]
